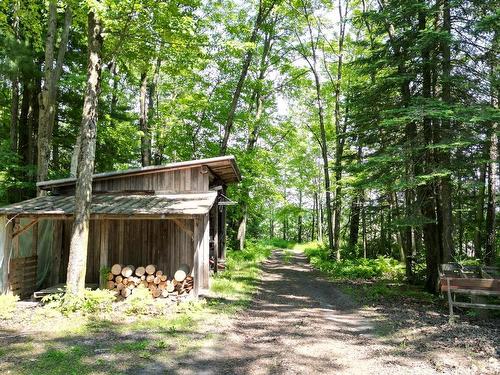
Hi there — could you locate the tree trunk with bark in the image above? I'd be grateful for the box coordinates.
[418,8,441,293]
[139,71,151,166]
[332,0,349,261]
[66,10,103,296]
[220,0,276,155]
[437,0,454,262]
[37,2,72,190]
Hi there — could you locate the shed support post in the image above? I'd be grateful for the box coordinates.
[210,201,219,274]
[99,220,109,288]
[193,217,201,297]
[202,213,209,289]
[0,216,13,294]
[51,220,63,285]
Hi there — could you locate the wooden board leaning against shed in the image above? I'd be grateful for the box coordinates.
[0,156,241,299]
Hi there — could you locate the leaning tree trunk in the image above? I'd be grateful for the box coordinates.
[220,0,276,155]
[139,71,151,166]
[37,2,72,189]
[66,10,103,296]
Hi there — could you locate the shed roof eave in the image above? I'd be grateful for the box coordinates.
[37,156,241,190]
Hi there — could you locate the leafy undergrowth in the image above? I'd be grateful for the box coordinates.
[301,242,405,280]
[0,240,273,374]
[210,239,272,304]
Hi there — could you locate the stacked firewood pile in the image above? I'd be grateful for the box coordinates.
[106,263,194,298]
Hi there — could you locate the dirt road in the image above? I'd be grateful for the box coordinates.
[175,249,498,375]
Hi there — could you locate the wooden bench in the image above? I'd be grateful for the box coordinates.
[439,263,500,322]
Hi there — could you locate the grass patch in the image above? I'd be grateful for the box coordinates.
[211,240,272,302]
[265,238,296,249]
[28,346,90,375]
[114,340,149,352]
[340,281,436,305]
[300,242,405,280]
[282,250,293,264]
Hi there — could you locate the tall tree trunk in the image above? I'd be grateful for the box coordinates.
[298,189,303,243]
[237,26,274,250]
[362,199,367,258]
[148,58,161,164]
[332,0,349,261]
[139,71,150,166]
[437,0,454,262]
[66,10,103,296]
[418,7,441,293]
[38,2,72,190]
[474,163,487,258]
[484,33,498,265]
[10,0,20,153]
[348,144,363,249]
[220,0,275,155]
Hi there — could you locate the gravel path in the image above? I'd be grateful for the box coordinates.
[175,249,497,375]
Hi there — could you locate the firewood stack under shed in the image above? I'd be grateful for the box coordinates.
[106,263,193,298]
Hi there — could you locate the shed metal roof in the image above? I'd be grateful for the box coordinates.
[37,156,241,190]
[0,192,217,217]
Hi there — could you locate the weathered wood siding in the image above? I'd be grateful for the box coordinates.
[58,218,196,283]
[56,167,210,195]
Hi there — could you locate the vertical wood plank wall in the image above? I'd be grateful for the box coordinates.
[57,167,210,195]
[59,218,196,284]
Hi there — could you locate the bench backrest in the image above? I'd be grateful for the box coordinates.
[440,277,500,292]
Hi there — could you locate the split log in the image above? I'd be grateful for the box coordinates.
[115,275,123,284]
[145,264,156,275]
[116,283,125,291]
[121,265,135,278]
[106,281,115,290]
[156,270,163,277]
[121,288,131,298]
[146,274,155,283]
[135,266,146,277]
[160,275,167,282]
[122,278,129,285]
[158,282,167,290]
[111,264,123,275]
[174,264,190,282]
[107,273,114,281]
[153,276,161,284]
[166,283,175,293]
[152,288,161,298]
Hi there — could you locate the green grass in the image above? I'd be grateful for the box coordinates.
[300,242,405,280]
[282,250,293,264]
[210,240,272,302]
[114,340,149,352]
[340,281,436,304]
[28,346,90,375]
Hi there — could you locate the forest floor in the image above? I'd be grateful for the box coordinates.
[0,248,499,374]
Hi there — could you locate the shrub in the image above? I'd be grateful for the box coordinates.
[303,243,405,280]
[42,289,116,315]
[0,294,19,319]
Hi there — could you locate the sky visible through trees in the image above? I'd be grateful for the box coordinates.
[0,0,498,293]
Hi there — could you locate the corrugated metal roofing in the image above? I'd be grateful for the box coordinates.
[37,155,241,190]
[0,192,217,217]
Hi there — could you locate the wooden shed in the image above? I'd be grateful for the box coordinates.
[0,156,241,298]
